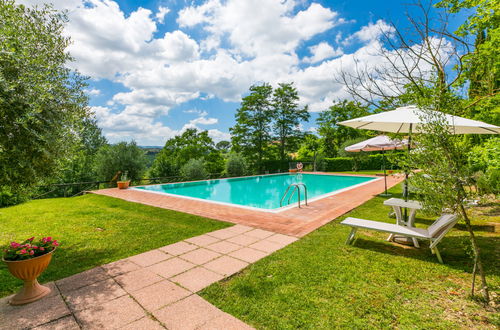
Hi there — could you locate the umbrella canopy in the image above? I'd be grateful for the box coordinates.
[344,135,406,152]
[339,105,500,134]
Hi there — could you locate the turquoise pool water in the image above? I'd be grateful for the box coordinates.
[134,173,375,211]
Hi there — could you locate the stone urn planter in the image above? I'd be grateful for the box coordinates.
[3,237,59,305]
[4,250,54,305]
[117,180,130,189]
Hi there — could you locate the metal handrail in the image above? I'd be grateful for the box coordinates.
[280,183,308,208]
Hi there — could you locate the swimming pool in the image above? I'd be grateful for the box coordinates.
[133,173,377,212]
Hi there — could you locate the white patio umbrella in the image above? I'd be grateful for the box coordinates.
[339,105,500,200]
[345,135,406,196]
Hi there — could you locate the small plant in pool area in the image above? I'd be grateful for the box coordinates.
[3,237,59,261]
[117,171,131,189]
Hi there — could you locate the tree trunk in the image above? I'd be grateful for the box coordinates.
[459,203,490,303]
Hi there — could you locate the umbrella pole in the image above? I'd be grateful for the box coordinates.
[403,124,413,222]
[379,150,391,197]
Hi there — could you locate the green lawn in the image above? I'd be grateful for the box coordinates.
[201,184,500,329]
[0,194,230,298]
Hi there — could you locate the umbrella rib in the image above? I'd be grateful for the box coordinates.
[355,122,373,129]
[396,123,404,134]
[480,127,500,134]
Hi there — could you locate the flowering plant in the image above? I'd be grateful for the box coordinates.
[3,237,59,261]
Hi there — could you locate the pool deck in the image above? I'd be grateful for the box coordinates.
[92,173,404,237]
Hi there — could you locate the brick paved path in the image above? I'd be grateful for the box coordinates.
[1,225,297,329]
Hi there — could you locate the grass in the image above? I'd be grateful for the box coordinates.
[201,184,500,329]
[0,194,230,298]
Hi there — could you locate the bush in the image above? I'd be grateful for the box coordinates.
[180,159,208,180]
[323,157,353,171]
[226,153,246,177]
[323,154,400,172]
[94,141,147,181]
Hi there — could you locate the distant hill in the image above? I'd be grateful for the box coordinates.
[140,146,162,166]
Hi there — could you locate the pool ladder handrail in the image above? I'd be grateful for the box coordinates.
[280,183,308,208]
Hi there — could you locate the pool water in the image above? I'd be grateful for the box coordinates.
[134,173,376,211]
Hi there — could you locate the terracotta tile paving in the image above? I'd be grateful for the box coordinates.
[229,247,268,263]
[120,316,165,330]
[114,268,164,292]
[91,173,403,237]
[56,267,110,294]
[159,241,198,255]
[203,256,249,277]
[129,280,191,311]
[63,278,126,312]
[206,240,242,254]
[199,314,255,330]
[32,315,80,330]
[249,239,285,253]
[170,267,224,292]
[127,249,172,267]
[101,258,141,277]
[226,233,262,246]
[147,257,196,278]
[185,234,221,246]
[73,295,145,328]
[179,248,222,265]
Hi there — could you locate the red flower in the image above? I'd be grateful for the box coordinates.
[52,241,59,247]
[40,247,45,251]
[29,250,35,255]
[27,237,35,242]
[19,249,27,254]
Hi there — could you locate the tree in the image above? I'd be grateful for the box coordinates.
[336,1,496,302]
[180,159,208,180]
[230,83,274,173]
[0,1,92,204]
[59,117,107,184]
[317,101,371,157]
[225,153,246,177]
[297,134,321,171]
[215,141,231,153]
[271,83,310,162]
[150,128,222,177]
[94,141,147,181]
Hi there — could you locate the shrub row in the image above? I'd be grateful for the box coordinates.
[322,154,400,172]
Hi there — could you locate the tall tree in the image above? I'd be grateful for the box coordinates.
[317,101,371,157]
[230,83,274,173]
[0,1,92,205]
[271,83,310,162]
[94,141,147,181]
[150,128,223,177]
[336,1,497,303]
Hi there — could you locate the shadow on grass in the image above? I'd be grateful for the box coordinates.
[351,236,500,277]
[412,218,496,233]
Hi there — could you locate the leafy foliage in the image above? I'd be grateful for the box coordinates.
[150,128,223,177]
[317,101,371,157]
[0,1,92,203]
[230,83,274,172]
[272,82,310,162]
[225,153,246,177]
[94,141,147,181]
[180,159,208,180]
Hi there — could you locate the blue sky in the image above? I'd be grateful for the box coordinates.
[21,0,468,146]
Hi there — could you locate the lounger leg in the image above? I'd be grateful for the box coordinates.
[412,238,420,248]
[387,233,394,242]
[346,228,357,245]
[432,247,443,264]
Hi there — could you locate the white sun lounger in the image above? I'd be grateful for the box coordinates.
[340,214,458,263]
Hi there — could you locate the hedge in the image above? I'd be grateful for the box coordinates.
[322,154,400,172]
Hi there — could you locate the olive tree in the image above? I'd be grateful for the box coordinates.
[0,1,92,204]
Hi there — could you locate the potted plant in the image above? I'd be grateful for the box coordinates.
[117,171,130,189]
[2,236,59,305]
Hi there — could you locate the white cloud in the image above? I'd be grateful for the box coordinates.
[302,42,342,64]
[344,19,395,45]
[85,88,101,96]
[155,6,170,24]
[16,0,446,145]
